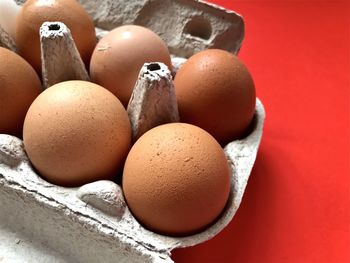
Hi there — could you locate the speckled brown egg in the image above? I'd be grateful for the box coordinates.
[23,80,131,187]
[90,25,172,107]
[15,0,96,74]
[122,123,231,236]
[0,47,41,137]
[174,49,256,145]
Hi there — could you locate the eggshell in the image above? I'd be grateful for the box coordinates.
[15,0,96,74]
[0,47,41,137]
[90,25,172,107]
[122,123,231,236]
[23,80,131,187]
[174,49,256,145]
[0,0,20,39]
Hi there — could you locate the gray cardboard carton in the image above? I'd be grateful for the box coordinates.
[0,1,265,262]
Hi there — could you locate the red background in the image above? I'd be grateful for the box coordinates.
[172,0,350,262]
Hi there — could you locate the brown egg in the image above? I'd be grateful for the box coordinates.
[15,0,96,74]
[90,25,172,107]
[0,47,41,137]
[174,49,256,145]
[23,80,131,187]
[123,123,231,236]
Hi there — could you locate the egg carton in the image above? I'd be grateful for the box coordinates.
[0,0,265,262]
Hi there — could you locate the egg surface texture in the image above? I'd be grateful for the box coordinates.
[174,49,256,145]
[90,25,172,107]
[15,0,96,73]
[123,123,231,236]
[0,47,41,137]
[23,80,131,187]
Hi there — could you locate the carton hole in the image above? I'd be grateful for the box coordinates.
[48,24,60,31]
[147,63,161,71]
[184,16,212,40]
